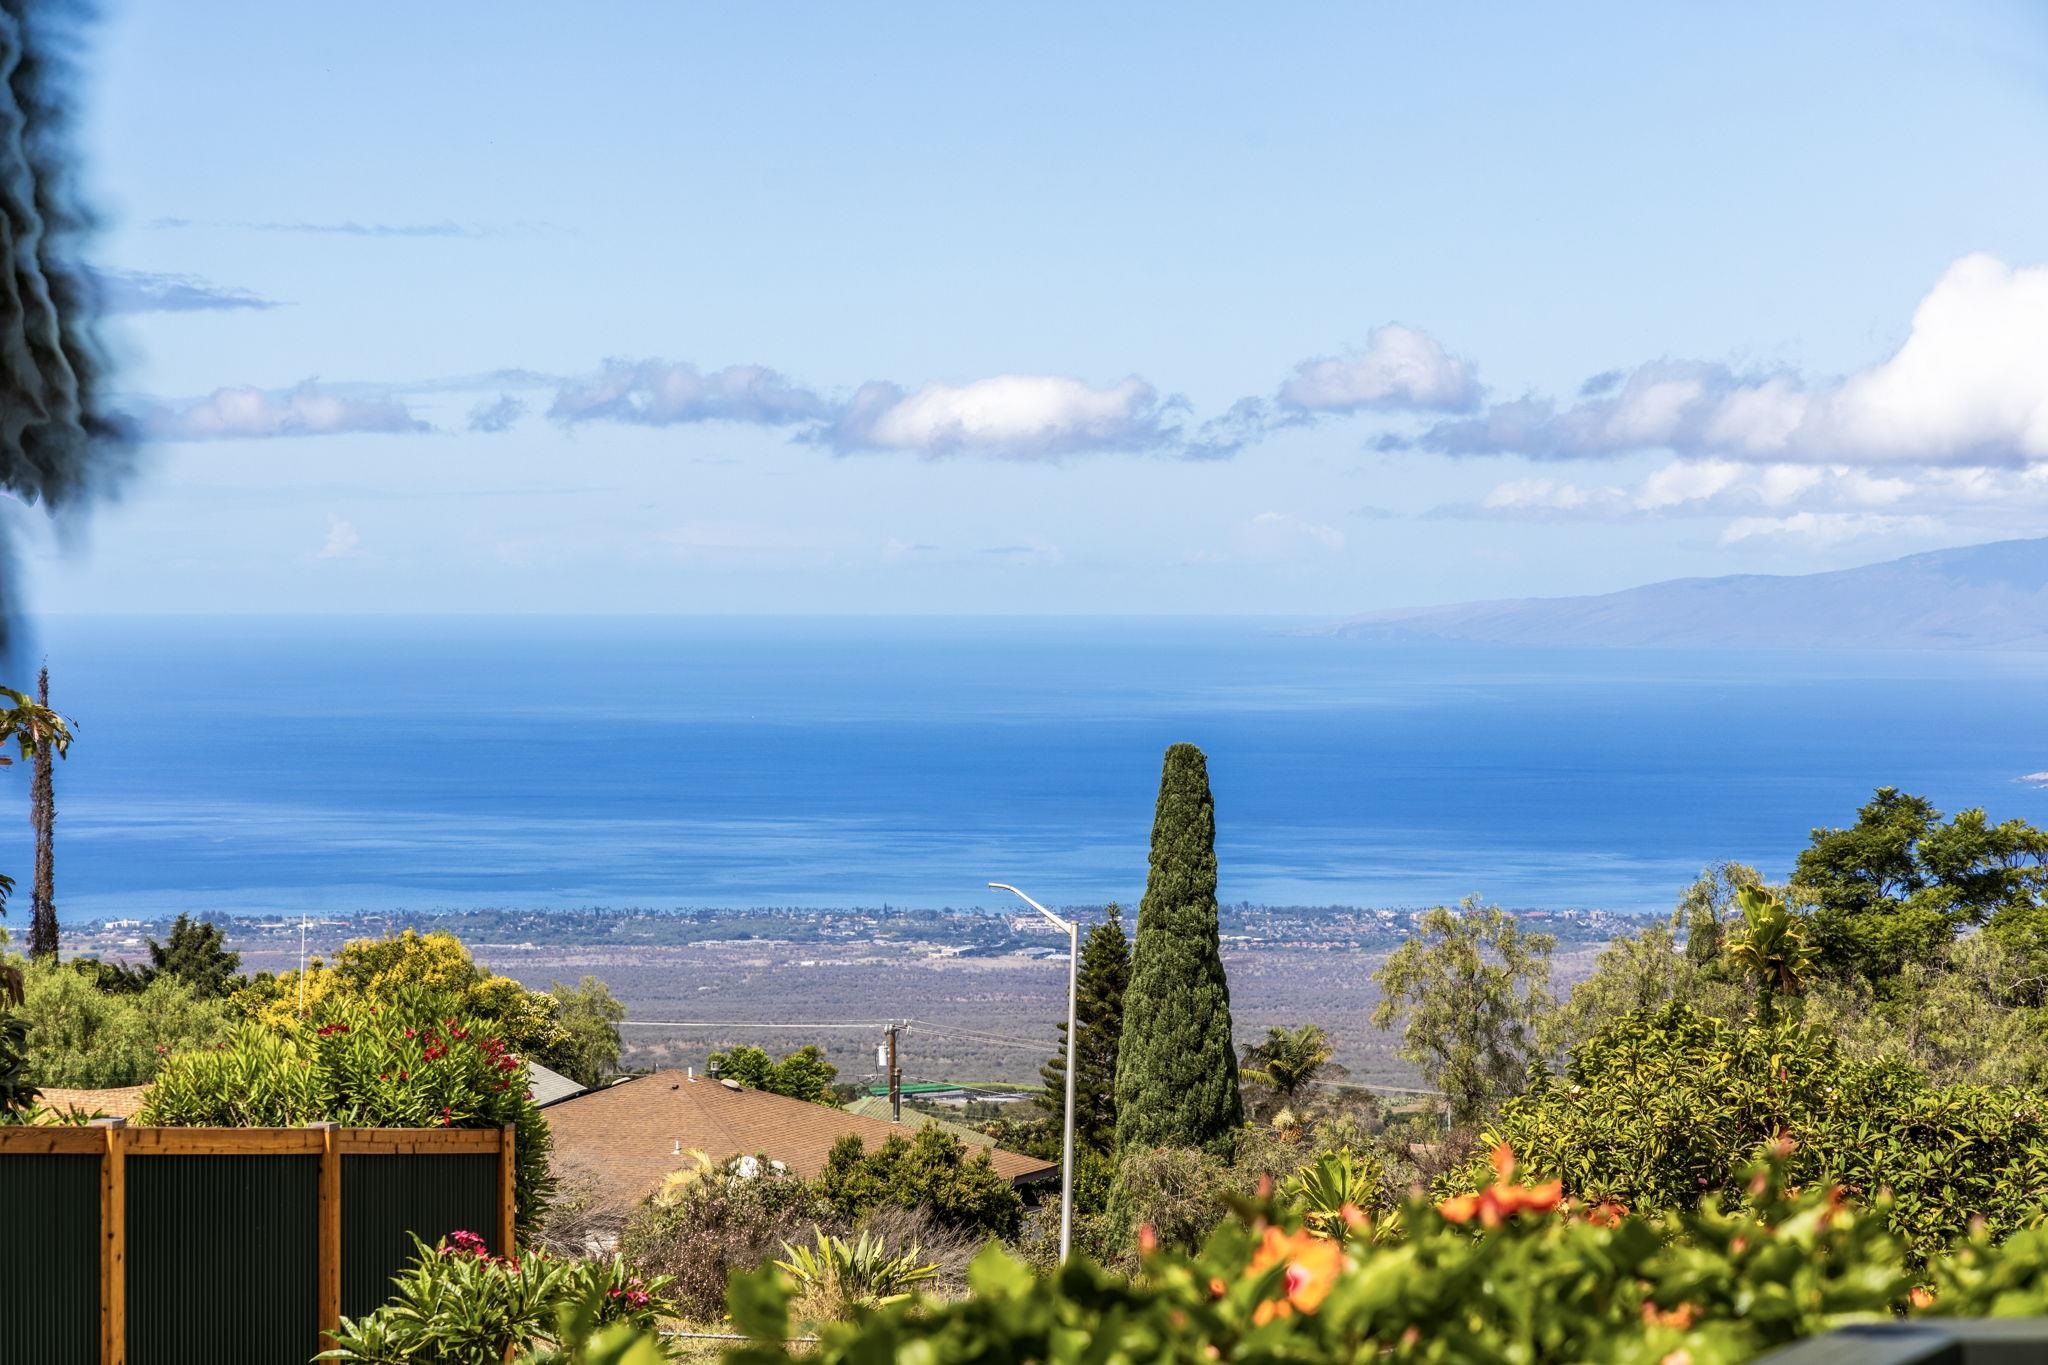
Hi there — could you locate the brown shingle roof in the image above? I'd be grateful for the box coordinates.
[35,1085,151,1120]
[545,1070,1055,1207]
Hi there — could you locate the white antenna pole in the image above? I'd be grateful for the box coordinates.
[298,916,308,1013]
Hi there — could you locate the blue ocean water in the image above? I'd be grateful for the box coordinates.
[5,615,2048,920]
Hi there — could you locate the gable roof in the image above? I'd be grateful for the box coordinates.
[545,1070,1056,1207]
[526,1061,585,1109]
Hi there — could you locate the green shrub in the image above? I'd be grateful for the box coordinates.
[816,1124,1022,1238]
[703,1150,2048,1365]
[15,958,227,1086]
[142,993,555,1229]
[1477,1003,2048,1261]
[620,1161,828,1323]
[320,1230,671,1364]
[1106,1144,1233,1254]
[0,1009,34,1118]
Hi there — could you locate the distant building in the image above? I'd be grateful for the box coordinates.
[526,1061,586,1108]
[545,1070,1056,1208]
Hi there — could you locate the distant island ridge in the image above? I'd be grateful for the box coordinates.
[1323,536,2048,650]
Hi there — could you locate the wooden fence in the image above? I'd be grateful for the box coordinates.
[0,1118,515,1365]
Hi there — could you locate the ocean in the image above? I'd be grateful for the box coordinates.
[5,615,2047,921]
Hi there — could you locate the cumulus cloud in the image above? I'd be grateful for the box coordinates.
[549,359,830,428]
[1277,324,1481,415]
[143,381,430,441]
[467,394,526,433]
[821,374,1179,459]
[94,269,279,314]
[1414,254,2048,467]
[1192,323,1478,456]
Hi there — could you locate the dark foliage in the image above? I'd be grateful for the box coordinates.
[1038,902,1128,1154]
[816,1123,1023,1239]
[1115,743,1242,1155]
[146,912,243,998]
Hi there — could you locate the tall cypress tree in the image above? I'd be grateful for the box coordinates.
[1039,902,1129,1153]
[1114,743,1242,1153]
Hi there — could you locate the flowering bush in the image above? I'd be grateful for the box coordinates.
[694,1146,2048,1365]
[1474,1003,2048,1262]
[140,991,555,1228]
[319,1230,673,1365]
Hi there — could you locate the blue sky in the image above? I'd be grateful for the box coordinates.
[20,0,2048,616]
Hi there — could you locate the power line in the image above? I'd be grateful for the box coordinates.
[621,1019,897,1030]
[903,1028,1055,1055]
[903,1019,1058,1051]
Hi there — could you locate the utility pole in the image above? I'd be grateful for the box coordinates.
[886,1022,902,1122]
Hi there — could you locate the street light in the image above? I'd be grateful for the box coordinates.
[988,881,1077,1262]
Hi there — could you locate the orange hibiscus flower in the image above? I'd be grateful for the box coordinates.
[1437,1144,1564,1228]
[1247,1226,1345,1325]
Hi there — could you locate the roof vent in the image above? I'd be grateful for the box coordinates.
[719,1078,742,1091]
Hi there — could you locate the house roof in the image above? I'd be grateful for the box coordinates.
[545,1070,1056,1206]
[526,1061,585,1108]
[34,1085,151,1120]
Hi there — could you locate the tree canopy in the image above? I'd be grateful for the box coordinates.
[1372,897,1554,1127]
[709,1043,839,1104]
[234,929,585,1078]
[1793,787,2048,986]
[146,913,243,999]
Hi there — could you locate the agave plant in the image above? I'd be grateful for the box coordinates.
[775,1225,939,1316]
[1280,1147,1385,1237]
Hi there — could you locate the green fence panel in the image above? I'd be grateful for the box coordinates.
[125,1153,320,1365]
[340,1151,502,1318]
[0,1151,99,1365]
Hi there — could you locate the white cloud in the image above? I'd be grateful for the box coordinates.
[1416,254,2048,466]
[1718,511,1941,547]
[1277,324,1480,415]
[1436,457,2048,537]
[549,359,829,427]
[824,375,1178,458]
[314,516,361,560]
[144,381,429,441]
[1190,324,1478,457]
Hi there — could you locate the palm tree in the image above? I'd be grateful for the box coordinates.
[0,678,71,960]
[1240,1023,1344,1120]
[1727,886,1818,1026]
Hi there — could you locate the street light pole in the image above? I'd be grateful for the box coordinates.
[988,881,1078,1262]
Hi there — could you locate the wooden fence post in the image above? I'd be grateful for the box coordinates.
[498,1122,516,1259]
[92,1117,126,1365]
[312,1122,342,1350]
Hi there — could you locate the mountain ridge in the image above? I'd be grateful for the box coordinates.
[1326,537,2048,649]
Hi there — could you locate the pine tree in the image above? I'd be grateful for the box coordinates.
[1039,902,1129,1153]
[1114,743,1242,1154]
